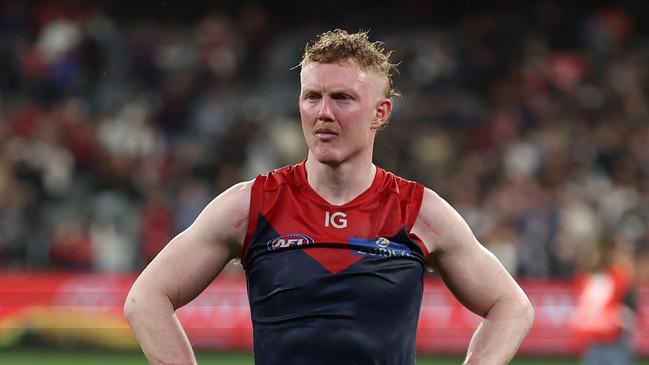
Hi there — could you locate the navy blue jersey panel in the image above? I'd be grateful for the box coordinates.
[245,216,424,364]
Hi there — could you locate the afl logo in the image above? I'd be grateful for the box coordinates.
[267,234,315,251]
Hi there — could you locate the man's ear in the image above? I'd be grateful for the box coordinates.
[371,98,393,130]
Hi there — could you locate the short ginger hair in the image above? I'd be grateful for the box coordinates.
[299,29,400,98]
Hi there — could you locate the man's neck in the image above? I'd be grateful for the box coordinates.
[304,157,377,206]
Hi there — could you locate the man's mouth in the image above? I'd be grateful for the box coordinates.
[313,127,339,141]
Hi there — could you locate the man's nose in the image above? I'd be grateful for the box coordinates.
[317,97,334,121]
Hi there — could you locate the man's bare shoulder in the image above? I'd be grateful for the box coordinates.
[202,180,254,216]
[221,180,254,206]
[185,179,255,252]
[412,187,468,254]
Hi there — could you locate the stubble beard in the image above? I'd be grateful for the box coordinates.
[309,139,368,168]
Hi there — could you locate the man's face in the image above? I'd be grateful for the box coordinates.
[299,60,391,166]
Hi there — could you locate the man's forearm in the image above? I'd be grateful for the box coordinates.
[124,290,197,365]
[463,294,534,365]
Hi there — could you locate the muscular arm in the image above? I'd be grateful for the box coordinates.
[123,181,252,365]
[412,188,533,365]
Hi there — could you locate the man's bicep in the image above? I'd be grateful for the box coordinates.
[414,188,521,317]
[431,237,518,317]
[133,181,252,309]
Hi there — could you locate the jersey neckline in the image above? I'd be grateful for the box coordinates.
[296,160,385,209]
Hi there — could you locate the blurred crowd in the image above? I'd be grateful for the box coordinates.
[0,1,648,278]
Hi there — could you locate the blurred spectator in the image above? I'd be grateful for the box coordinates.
[0,174,34,268]
[572,232,637,365]
[139,189,173,266]
[49,218,92,270]
[90,190,139,272]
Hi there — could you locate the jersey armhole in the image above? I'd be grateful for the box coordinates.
[240,175,265,262]
[408,183,429,258]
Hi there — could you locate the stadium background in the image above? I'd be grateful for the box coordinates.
[1,0,649,363]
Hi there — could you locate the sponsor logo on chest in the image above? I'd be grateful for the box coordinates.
[350,237,414,258]
[324,211,347,229]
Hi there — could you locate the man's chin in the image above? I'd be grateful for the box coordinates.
[311,152,343,166]
[316,157,342,166]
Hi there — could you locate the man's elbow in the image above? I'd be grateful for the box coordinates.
[518,293,535,333]
[123,283,175,325]
[123,284,152,325]
[495,289,534,333]
[123,289,140,325]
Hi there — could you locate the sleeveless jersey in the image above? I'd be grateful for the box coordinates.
[241,161,427,365]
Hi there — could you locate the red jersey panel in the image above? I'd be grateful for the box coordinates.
[241,161,427,365]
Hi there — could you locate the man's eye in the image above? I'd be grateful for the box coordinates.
[332,93,351,100]
[304,93,319,100]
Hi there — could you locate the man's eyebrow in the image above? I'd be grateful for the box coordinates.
[300,88,320,95]
[329,88,355,93]
[300,87,358,96]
